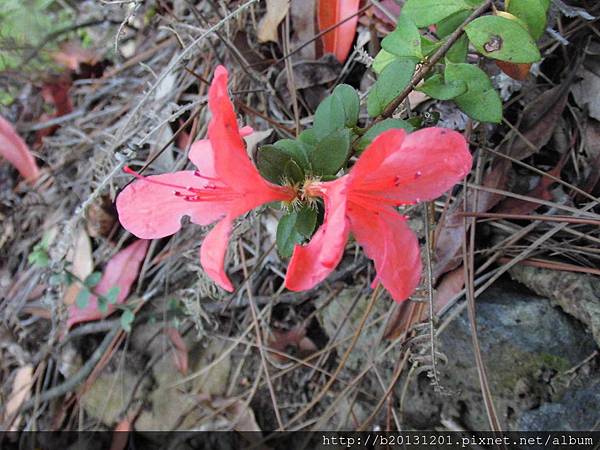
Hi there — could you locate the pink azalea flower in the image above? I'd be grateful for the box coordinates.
[116,66,295,291]
[284,127,472,302]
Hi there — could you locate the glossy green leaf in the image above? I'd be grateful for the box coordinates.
[355,119,414,153]
[310,128,351,175]
[276,212,302,258]
[273,139,311,170]
[402,0,472,27]
[313,94,346,139]
[417,73,467,100]
[445,62,502,123]
[381,14,422,59]
[296,206,318,238]
[257,145,304,184]
[75,288,91,309]
[367,58,417,117]
[372,49,396,74]
[333,84,360,127]
[284,159,304,183]
[465,15,541,63]
[507,0,548,40]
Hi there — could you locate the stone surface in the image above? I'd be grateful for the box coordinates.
[402,280,598,430]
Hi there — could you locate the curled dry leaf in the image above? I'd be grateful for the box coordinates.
[318,0,360,62]
[257,0,290,43]
[0,115,40,182]
[67,240,149,329]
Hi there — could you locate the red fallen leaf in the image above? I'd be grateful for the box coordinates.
[0,115,40,182]
[165,327,189,375]
[67,240,149,329]
[317,0,360,63]
[42,77,73,118]
[496,61,531,81]
[35,76,74,145]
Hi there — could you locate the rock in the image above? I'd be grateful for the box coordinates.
[509,265,600,347]
[518,380,600,430]
[401,280,597,430]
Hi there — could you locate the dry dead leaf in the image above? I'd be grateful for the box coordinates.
[3,365,33,431]
[257,0,289,43]
[64,227,93,306]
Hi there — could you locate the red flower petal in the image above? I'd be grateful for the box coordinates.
[0,116,40,182]
[200,215,235,292]
[188,126,253,177]
[207,67,266,188]
[285,178,350,291]
[351,127,472,204]
[67,240,149,329]
[116,171,229,239]
[348,205,421,302]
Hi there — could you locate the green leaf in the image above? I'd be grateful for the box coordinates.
[446,34,469,63]
[298,128,318,147]
[437,10,471,37]
[120,309,135,332]
[355,119,414,153]
[295,206,318,238]
[402,0,472,27]
[76,288,91,309]
[284,159,304,183]
[465,15,541,63]
[97,297,109,314]
[309,129,351,175]
[381,14,422,59]
[372,49,396,74]
[332,84,360,128]
[257,145,304,184]
[445,62,502,123]
[105,286,120,304]
[507,0,548,40]
[417,74,468,100]
[84,272,102,287]
[272,139,311,170]
[313,94,346,139]
[420,36,442,57]
[367,58,417,117]
[276,212,302,258]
